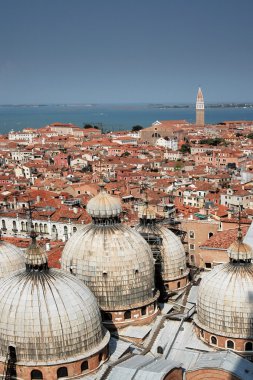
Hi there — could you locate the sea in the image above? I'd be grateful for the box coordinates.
[0,104,253,134]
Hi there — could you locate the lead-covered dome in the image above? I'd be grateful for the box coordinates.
[195,232,253,339]
[62,189,158,314]
[87,185,122,219]
[62,224,156,310]
[136,203,189,283]
[0,235,109,365]
[0,240,25,279]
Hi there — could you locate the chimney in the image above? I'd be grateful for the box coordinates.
[45,242,51,252]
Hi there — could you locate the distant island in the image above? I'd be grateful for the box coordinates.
[149,103,253,109]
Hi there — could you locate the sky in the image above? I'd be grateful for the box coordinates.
[0,0,253,104]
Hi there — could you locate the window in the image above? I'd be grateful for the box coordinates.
[205,263,212,269]
[211,336,217,345]
[208,232,213,239]
[227,340,234,349]
[141,306,146,316]
[124,310,131,320]
[2,220,6,230]
[245,342,253,351]
[81,361,88,372]
[103,312,112,321]
[57,367,68,379]
[157,346,163,354]
[189,244,195,250]
[31,370,43,379]
[189,230,195,239]
[190,255,195,264]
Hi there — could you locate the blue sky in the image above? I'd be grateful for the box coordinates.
[0,0,253,104]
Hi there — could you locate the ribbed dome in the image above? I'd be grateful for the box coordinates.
[61,223,156,310]
[0,240,25,279]
[195,262,253,338]
[87,186,122,219]
[0,268,109,364]
[136,223,188,280]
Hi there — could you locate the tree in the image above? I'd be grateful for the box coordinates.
[121,151,130,157]
[180,143,191,154]
[131,125,143,132]
[83,123,99,130]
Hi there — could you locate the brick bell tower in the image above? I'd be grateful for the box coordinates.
[196,87,205,126]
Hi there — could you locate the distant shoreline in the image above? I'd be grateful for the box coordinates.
[0,103,253,109]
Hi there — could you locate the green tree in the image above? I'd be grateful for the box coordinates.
[131,125,143,132]
[180,143,191,153]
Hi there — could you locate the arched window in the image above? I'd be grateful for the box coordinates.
[21,221,24,231]
[35,223,39,232]
[208,232,213,239]
[245,342,253,351]
[81,360,88,372]
[177,281,181,289]
[39,223,43,233]
[12,220,17,230]
[227,340,234,349]
[73,227,77,233]
[64,226,68,234]
[57,367,68,378]
[211,336,217,345]
[124,310,131,320]
[31,370,43,379]
[141,306,146,316]
[44,224,48,233]
[103,312,112,321]
[2,220,6,230]
[157,346,163,354]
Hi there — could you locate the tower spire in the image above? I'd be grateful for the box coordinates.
[196,87,205,127]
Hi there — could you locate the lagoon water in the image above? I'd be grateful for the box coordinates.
[0,104,253,134]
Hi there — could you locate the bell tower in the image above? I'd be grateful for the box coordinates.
[196,87,205,126]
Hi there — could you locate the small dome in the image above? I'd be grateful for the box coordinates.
[87,186,122,218]
[227,240,253,261]
[0,240,25,279]
[0,269,109,364]
[25,236,48,269]
[61,223,156,310]
[138,204,156,221]
[195,262,253,338]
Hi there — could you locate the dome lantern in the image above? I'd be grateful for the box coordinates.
[86,184,122,224]
[25,227,48,271]
[227,226,253,263]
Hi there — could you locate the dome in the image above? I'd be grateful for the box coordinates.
[61,223,156,310]
[0,237,109,365]
[195,262,253,338]
[86,185,122,219]
[227,240,253,261]
[138,204,156,221]
[0,240,25,279]
[135,222,188,281]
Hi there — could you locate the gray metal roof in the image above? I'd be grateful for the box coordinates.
[188,351,253,380]
[107,356,180,380]
[119,325,152,339]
